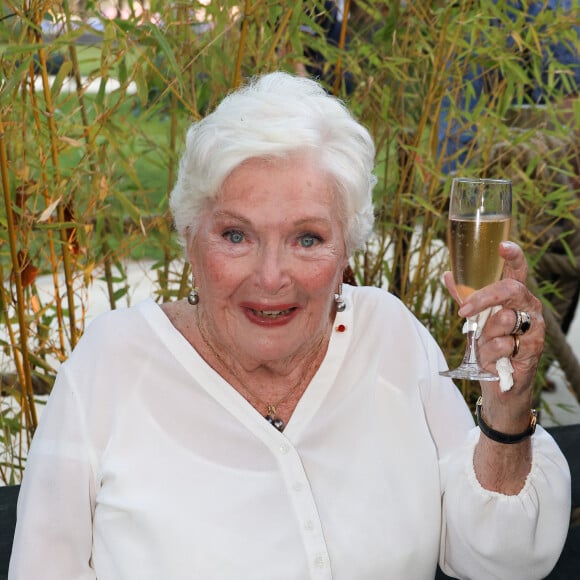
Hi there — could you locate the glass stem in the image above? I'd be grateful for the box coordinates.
[462,328,480,367]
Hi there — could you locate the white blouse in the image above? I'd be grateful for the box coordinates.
[9,285,571,580]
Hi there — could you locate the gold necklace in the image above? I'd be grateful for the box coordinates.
[195,309,327,432]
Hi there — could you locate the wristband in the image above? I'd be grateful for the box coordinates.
[476,396,537,444]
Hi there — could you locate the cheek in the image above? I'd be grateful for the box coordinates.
[190,238,233,287]
[202,255,238,290]
[305,260,344,295]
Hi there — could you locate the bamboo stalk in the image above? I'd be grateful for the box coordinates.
[178,262,191,301]
[62,0,96,176]
[0,261,33,478]
[332,0,351,96]
[407,9,457,298]
[264,8,293,67]
[27,9,79,349]
[233,0,252,88]
[0,117,38,433]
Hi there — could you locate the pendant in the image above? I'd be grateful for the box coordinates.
[265,413,285,432]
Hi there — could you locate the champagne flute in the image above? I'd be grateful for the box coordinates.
[440,177,512,381]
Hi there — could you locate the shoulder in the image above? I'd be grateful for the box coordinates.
[65,299,161,366]
[346,284,420,324]
[53,299,170,409]
[344,284,439,353]
[82,299,155,340]
[342,285,455,406]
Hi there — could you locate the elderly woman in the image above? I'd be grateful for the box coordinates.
[9,72,570,579]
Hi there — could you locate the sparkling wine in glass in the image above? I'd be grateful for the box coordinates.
[440,177,512,381]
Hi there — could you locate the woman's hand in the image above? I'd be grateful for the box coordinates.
[443,241,545,494]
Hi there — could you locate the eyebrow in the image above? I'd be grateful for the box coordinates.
[293,217,333,228]
[212,210,333,228]
[212,210,251,225]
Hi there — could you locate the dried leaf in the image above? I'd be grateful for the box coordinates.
[15,251,39,288]
[59,136,84,148]
[64,203,80,255]
[30,294,41,314]
[38,196,62,223]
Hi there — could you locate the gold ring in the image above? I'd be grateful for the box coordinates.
[511,310,532,335]
[511,335,520,358]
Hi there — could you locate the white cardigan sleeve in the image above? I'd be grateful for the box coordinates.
[439,426,571,580]
[9,364,97,580]
[417,323,572,580]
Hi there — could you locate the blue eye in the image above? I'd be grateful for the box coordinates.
[224,230,245,244]
[299,234,321,248]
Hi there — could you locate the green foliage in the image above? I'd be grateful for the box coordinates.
[1,0,579,482]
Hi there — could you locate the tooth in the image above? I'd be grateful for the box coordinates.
[255,309,287,317]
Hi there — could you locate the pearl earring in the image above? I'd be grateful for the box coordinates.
[187,275,199,305]
[334,286,346,312]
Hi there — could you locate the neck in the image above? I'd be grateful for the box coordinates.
[195,310,330,428]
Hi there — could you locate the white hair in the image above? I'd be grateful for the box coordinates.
[169,71,377,254]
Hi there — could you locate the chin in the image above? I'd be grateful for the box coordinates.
[243,339,301,363]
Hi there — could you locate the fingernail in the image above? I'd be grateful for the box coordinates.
[458,304,471,317]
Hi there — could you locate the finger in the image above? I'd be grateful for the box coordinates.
[478,329,544,388]
[500,241,528,284]
[458,283,544,349]
[484,306,521,337]
[458,278,527,318]
[442,271,461,303]
[478,306,545,366]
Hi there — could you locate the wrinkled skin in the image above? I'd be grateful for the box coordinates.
[444,241,545,494]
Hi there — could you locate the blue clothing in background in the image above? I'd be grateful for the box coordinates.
[438,0,580,174]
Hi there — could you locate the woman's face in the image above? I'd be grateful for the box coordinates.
[187,156,348,370]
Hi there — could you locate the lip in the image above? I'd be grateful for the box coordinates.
[242,303,299,326]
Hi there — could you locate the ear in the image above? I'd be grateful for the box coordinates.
[342,263,357,286]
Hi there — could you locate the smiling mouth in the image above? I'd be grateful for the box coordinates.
[251,308,295,318]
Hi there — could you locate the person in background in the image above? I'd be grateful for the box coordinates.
[437,0,580,174]
[298,0,356,94]
[9,72,570,579]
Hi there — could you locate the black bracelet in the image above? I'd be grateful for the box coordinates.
[475,396,537,444]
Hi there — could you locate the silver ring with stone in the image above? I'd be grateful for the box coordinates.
[511,310,532,336]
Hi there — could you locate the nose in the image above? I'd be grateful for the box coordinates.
[255,243,291,294]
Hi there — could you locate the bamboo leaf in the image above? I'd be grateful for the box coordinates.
[35,221,82,230]
[113,190,142,223]
[113,287,129,301]
[142,22,184,91]
[133,63,149,107]
[50,59,73,99]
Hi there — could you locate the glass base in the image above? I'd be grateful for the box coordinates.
[439,364,498,382]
